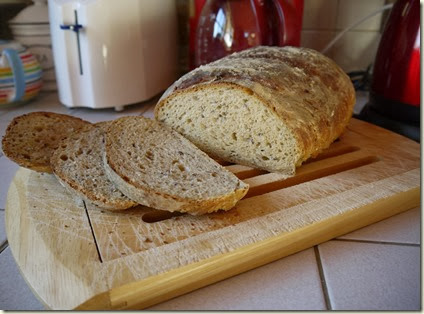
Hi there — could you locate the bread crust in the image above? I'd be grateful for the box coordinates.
[2,112,91,173]
[155,46,355,168]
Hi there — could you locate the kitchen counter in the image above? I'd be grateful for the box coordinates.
[0,91,420,310]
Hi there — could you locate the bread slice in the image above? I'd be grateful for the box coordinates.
[155,46,355,176]
[103,116,249,215]
[51,121,137,210]
[1,112,91,172]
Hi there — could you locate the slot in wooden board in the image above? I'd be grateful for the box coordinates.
[5,119,420,310]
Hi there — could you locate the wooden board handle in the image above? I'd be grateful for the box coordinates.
[76,187,420,310]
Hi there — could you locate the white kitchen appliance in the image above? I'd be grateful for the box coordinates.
[48,0,177,110]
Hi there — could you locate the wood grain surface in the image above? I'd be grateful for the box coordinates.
[5,119,420,310]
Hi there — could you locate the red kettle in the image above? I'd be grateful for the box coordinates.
[369,0,420,123]
[359,0,420,141]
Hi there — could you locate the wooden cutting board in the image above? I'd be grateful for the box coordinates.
[5,119,420,310]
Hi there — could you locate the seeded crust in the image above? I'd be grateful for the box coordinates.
[1,112,92,173]
[103,116,249,215]
[51,121,137,210]
[155,46,355,175]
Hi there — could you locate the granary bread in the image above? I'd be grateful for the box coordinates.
[2,112,91,173]
[103,116,249,215]
[51,121,137,210]
[155,46,356,176]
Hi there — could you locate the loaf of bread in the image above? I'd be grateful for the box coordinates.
[155,46,355,176]
[103,116,249,215]
[2,112,91,173]
[51,121,137,210]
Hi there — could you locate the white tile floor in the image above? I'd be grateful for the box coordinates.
[0,247,45,311]
[148,248,327,310]
[0,92,420,310]
[319,241,420,310]
[338,206,420,244]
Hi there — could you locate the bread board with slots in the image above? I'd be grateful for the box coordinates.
[5,118,420,310]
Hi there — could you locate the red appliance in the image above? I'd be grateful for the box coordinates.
[189,0,303,68]
[255,0,304,47]
[360,0,420,141]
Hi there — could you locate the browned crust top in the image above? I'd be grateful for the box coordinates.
[156,46,355,164]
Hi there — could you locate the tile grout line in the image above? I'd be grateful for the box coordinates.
[0,240,8,254]
[314,245,332,310]
[333,238,420,247]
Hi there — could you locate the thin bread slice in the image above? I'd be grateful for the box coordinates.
[1,112,91,172]
[103,116,249,215]
[51,121,137,210]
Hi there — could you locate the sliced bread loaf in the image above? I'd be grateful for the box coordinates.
[1,112,91,172]
[103,116,249,215]
[155,46,355,176]
[51,121,137,210]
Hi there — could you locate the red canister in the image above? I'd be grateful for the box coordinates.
[191,0,304,68]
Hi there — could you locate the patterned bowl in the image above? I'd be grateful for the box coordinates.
[0,40,43,106]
